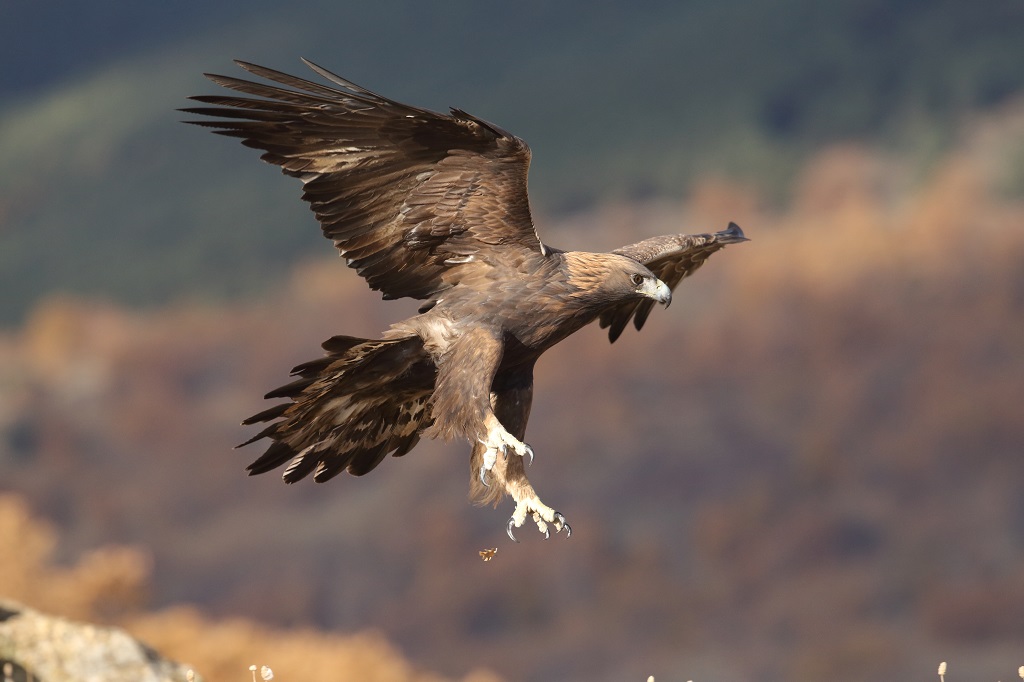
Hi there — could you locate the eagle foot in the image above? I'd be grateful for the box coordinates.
[478,425,534,487]
[506,498,571,542]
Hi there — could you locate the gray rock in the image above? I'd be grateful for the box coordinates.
[0,600,199,682]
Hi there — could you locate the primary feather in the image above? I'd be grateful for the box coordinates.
[183,59,543,303]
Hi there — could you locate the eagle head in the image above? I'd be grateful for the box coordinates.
[631,268,672,307]
[565,253,671,308]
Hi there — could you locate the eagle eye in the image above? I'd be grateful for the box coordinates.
[630,273,645,287]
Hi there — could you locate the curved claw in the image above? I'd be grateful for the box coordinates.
[501,442,535,465]
[479,467,489,487]
[506,511,571,542]
[554,512,572,538]
[506,517,520,543]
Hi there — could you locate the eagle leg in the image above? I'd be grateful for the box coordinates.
[463,366,566,540]
[469,420,571,541]
[478,413,534,486]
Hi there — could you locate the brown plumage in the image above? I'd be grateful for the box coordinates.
[183,60,748,540]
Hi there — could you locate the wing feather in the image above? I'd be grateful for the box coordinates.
[182,60,544,301]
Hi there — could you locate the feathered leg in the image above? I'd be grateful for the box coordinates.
[425,327,533,470]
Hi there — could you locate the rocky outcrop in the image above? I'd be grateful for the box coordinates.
[0,600,199,682]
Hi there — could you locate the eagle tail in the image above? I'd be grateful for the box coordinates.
[239,334,437,483]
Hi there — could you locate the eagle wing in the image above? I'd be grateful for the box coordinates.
[600,222,748,342]
[182,60,543,301]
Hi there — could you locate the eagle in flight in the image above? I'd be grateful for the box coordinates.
[183,60,747,541]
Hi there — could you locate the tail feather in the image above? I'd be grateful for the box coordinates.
[240,402,290,427]
[264,376,316,400]
[288,355,336,379]
[240,334,436,482]
[321,334,368,354]
[247,439,299,476]
[282,442,330,482]
[335,440,390,479]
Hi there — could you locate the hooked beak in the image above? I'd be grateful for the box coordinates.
[640,278,672,307]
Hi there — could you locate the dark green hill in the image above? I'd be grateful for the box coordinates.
[1,0,1021,323]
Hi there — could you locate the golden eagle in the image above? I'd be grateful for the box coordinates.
[183,60,747,540]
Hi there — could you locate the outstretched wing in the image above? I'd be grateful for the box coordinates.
[600,222,748,342]
[182,59,544,301]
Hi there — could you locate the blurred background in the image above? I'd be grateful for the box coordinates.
[1,1,1023,680]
